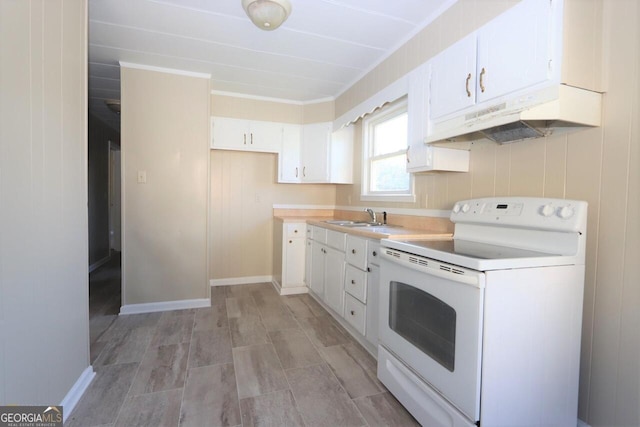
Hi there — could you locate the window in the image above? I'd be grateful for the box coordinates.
[361,99,414,202]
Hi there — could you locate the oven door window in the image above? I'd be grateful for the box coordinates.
[389,281,456,371]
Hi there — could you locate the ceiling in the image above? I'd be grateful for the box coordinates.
[88,0,455,130]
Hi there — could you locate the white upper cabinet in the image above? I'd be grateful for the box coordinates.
[300,122,331,182]
[211,116,282,153]
[407,63,470,173]
[429,35,478,121]
[279,124,303,183]
[429,0,553,122]
[325,125,354,184]
[407,63,431,172]
[279,122,354,184]
[475,0,553,104]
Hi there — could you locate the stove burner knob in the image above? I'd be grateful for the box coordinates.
[461,203,471,213]
[452,203,461,213]
[540,204,555,217]
[558,206,575,219]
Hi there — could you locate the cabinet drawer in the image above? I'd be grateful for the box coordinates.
[326,229,346,251]
[344,293,366,336]
[344,265,367,303]
[345,235,368,270]
[367,240,381,266]
[310,226,327,244]
[286,223,306,239]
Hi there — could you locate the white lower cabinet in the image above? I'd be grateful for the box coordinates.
[324,247,345,314]
[306,227,381,353]
[344,294,366,335]
[345,264,367,303]
[366,263,380,347]
[365,240,381,347]
[309,241,326,299]
[273,221,307,295]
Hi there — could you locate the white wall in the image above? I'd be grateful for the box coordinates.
[121,66,210,306]
[0,0,90,405]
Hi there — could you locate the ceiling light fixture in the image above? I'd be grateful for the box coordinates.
[242,0,292,31]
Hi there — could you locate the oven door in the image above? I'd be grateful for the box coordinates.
[379,248,485,422]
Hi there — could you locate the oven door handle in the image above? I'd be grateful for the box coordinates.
[380,249,484,288]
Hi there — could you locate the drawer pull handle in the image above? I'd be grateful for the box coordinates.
[351,280,355,284]
[350,310,355,316]
[352,249,356,254]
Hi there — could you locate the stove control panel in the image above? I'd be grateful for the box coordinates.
[451,197,587,232]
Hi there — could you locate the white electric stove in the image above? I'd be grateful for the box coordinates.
[377,197,587,427]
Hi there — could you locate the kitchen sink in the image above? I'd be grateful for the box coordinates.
[323,220,384,227]
[324,220,358,226]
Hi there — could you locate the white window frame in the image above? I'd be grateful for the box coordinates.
[361,99,415,203]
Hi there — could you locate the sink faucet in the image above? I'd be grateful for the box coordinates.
[364,208,377,223]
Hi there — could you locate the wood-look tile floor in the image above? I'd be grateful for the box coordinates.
[67,282,419,427]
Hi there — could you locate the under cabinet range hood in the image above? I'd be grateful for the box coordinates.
[425,85,603,144]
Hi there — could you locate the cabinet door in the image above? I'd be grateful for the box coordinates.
[283,237,305,288]
[429,34,477,121]
[328,126,354,184]
[365,263,380,347]
[301,123,330,182]
[249,120,283,153]
[407,63,431,172]
[305,238,313,287]
[323,247,345,315]
[476,0,552,103]
[310,242,326,298]
[211,116,249,150]
[279,124,302,183]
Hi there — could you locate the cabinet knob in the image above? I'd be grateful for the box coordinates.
[372,251,377,257]
[350,310,355,316]
[289,240,292,243]
[294,229,298,233]
[352,249,356,254]
[351,279,355,284]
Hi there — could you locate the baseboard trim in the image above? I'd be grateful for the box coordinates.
[119,298,210,315]
[577,419,591,427]
[272,280,309,296]
[210,276,273,287]
[89,255,111,273]
[61,366,95,422]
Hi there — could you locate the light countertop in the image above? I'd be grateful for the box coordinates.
[275,216,452,241]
